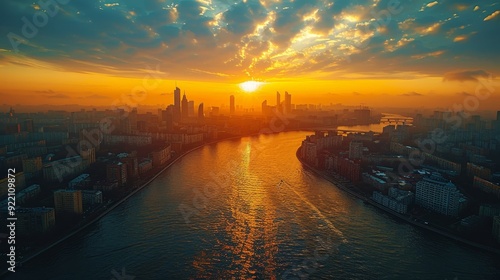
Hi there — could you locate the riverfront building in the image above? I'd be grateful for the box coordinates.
[82,190,103,211]
[106,162,128,186]
[415,174,467,217]
[54,189,83,214]
[17,207,55,236]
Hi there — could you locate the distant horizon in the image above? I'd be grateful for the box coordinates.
[1,1,499,110]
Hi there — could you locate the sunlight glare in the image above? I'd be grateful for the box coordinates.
[239,81,264,93]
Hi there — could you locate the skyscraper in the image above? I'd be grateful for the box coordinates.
[188,101,195,117]
[198,103,204,119]
[285,91,292,114]
[174,87,181,121]
[181,92,188,120]
[262,100,268,116]
[230,95,235,115]
[276,91,282,113]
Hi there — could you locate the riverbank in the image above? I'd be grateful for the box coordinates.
[296,147,500,256]
[1,136,248,277]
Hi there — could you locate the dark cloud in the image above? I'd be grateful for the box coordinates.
[401,92,423,97]
[443,70,491,82]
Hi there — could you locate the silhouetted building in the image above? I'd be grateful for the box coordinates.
[276,91,282,113]
[284,91,292,114]
[188,101,195,117]
[354,108,370,123]
[198,103,204,119]
[174,87,181,121]
[182,92,188,120]
[230,95,235,115]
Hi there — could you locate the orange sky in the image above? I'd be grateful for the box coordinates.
[1,64,498,111]
[1,1,499,111]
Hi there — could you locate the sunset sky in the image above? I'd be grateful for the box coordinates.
[1,0,499,110]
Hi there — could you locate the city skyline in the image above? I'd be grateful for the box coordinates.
[1,1,500,279]
[1,1,499,109]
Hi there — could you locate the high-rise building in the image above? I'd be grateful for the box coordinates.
[276,91,282,113]
[284,91,292,114]
[415,174,468,217]
[349,141,363,159]
[198,103,204,119]
[188,101,195,117]
[182,92,189,120]
[174,87,181,121]
[230,95,235,115]
[262,100,268,115]
[54,190,83,214]
[163,105,174,131]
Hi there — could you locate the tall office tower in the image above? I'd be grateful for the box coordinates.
[164,105,174,131]
[188,101,195,117]
[230,95,235,115]
[276,91,282,113]
[262,100,268,115]
[174,87,181,121]
[181,92,189,120]
[284,91,292,114]
[198,103,204,119]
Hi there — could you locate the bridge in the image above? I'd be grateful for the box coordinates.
[380,117,413,124]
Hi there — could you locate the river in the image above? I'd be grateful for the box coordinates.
[10,131,500,279]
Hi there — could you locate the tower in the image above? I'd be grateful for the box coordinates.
[181,92,188,120]
[174,87,181,121]
[284,91,292,114]
[230,95,235,115]
[198,103,204,119]
[276,91,281,113]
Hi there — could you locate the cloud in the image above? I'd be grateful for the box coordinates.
[443,70,491,82]
[401,92,423,97]
[34,89,56,94]
[0,0,499,81]
[87,94,108,99]
[484,11,500,21]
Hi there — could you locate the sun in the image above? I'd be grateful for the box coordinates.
[239,81,264,93]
